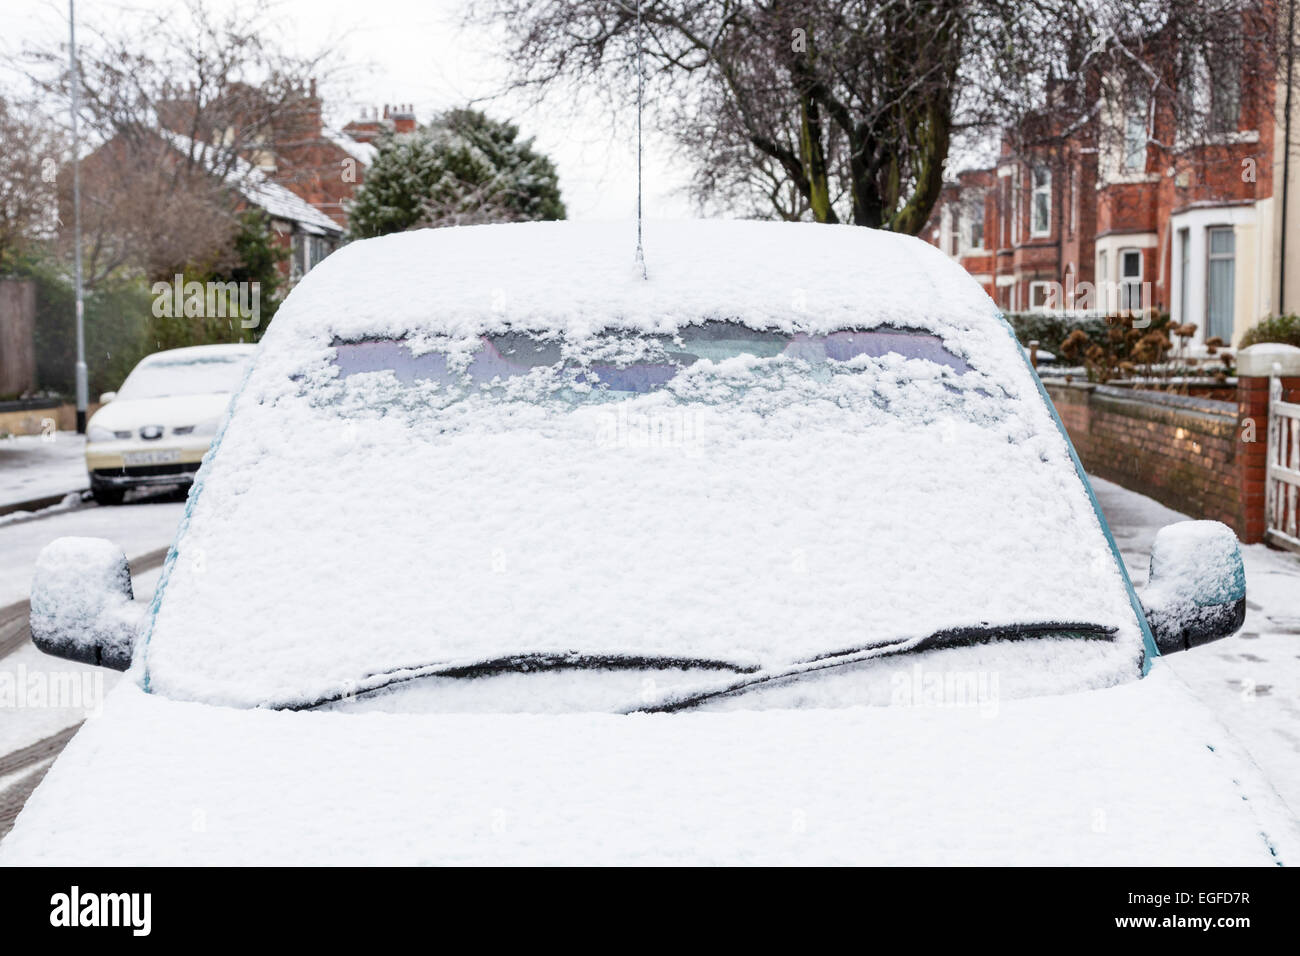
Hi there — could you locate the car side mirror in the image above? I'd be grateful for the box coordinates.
[1141,521,1246,654]
[30,537,146,671]
[98,391,117,403]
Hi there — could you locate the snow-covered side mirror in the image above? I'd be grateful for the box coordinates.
[30,537,146,671]
[1141,521,1246,655]
[98,391,117,403]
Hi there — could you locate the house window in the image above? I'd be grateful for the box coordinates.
[1178,228,1190,322]
[1011,170,1021,245]
[1069,168,1079,237]
[1029,281,1054,313]
[1001,178,1011,246]
[308,236,331,270]
[1123,94,1148,171]
[290,233,304,281]
[1208,37,1243,133]
[1031,167,1051,236]
[1121,249,1143,312]
[1206,227,1235,341]
[1186,38,1243,137]
[968,197,985,249]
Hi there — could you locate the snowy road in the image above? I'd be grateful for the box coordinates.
[1090,477,1300,818]
[0,496,180,837]
[0,432,87,511]
[0,474,1296,846]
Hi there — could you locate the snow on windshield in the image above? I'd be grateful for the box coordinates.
[138,221,1145,710]
[118,352,251,400]
[312,325,992,433]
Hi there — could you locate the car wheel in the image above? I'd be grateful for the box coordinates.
[91,483,125,506]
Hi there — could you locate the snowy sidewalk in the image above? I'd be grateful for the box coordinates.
[1091,476,1300,816]
[0,432,88,510]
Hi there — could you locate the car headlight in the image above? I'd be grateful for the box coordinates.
[86,425,116,443]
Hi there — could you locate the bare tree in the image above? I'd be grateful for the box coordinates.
[0,94,63,266]
[472,1,1300,235]
[27,0,335,285]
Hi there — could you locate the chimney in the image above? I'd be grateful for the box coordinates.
[391,102,416,134]
[301,76,322,138]
[343,104,393,144]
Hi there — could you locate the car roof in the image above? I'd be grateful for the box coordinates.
[267,219,999,345]
[137,343,258,365]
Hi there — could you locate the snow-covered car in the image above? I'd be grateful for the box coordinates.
[84,343,256,505]
[4,221,1290,866]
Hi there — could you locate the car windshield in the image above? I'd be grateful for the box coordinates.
[118,353,249,400]
[308,322,1004,433]
[334,323,968,389]
[327,323,968,403]
[143,318,1146,712]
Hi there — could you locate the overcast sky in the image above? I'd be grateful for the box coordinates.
[2,0,696,222]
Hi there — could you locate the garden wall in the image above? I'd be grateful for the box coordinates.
[1045,381,1244,532]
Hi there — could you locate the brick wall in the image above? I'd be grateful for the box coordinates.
[1238,373,1300,543]
[1046,381,1243,531]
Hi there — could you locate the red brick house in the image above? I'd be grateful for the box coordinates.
[930,21,1296,351]
[151,84,422,279]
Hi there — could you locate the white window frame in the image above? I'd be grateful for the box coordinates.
[1122,94,1148,172]
[1205,226,1236,342]
[1069,168,1079,236]
[290,232,304,281]
[1177,228,1191,323]
[1030,166,1051,237]
[1011,169,1021,246]
[1028,280,1054,313]
[967,194,985,251]
[1120,248,1143,312]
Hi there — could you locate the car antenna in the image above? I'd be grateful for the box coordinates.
[634,0,647,279]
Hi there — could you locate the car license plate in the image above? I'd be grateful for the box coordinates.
[123,449,181,466]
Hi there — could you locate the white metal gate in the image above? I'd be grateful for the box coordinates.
[1266,373,1300,552]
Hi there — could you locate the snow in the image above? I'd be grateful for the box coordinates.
[1090,475,1300,817]
[268,219,1011,343]
[138,220,1146,709]
[323,127,378,167]
[0,502,184,608]
[0,563,160,776]
[116,344,255,401]
[159,131,343,237]
[1143,520,1245,633]
[29,538,141,670]
[1,668,1294,865]
[0,432,87,509]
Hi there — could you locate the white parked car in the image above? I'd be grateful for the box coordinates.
[3,221,1290,865]
[84,344,256,505]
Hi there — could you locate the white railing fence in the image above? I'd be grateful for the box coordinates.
[1266,371,1300,553]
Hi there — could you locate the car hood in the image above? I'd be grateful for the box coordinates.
[2,667,1294,865]
[88,393,234,433]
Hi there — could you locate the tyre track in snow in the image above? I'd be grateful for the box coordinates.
[0,725,82,839]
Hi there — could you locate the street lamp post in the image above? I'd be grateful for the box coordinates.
[70,0,87,433]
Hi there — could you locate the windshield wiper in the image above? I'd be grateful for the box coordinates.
[291,651,757,711]
[624,622,1117,715]
[290,622,1114,713]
